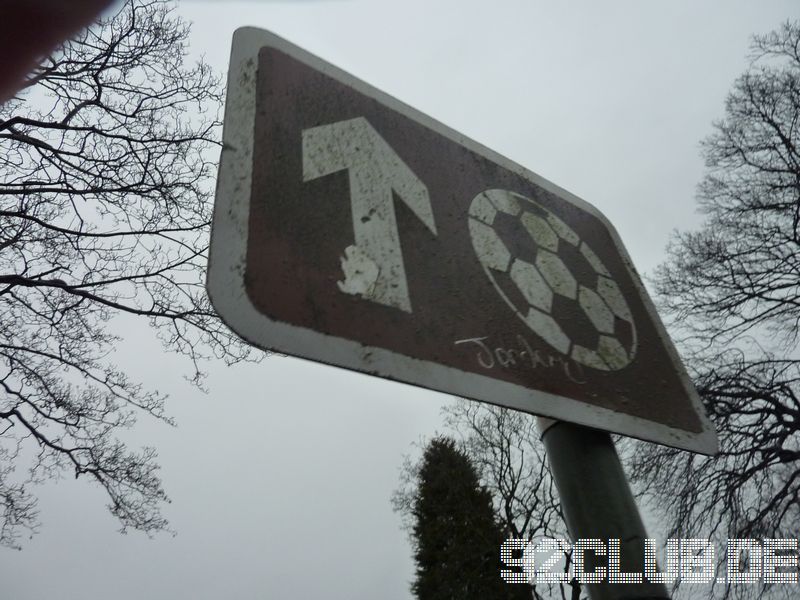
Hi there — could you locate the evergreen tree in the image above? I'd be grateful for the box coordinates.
[410,436,530,600]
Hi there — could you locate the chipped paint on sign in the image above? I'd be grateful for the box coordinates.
[207,27,718,454]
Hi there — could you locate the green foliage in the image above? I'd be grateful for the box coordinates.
[410,436,530,600]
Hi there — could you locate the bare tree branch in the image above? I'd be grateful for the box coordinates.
[0,0,258,548]
[629,20,800,600]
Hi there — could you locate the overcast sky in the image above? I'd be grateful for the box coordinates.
[2,1,799,599]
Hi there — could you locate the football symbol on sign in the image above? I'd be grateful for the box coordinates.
[467,189,637,371]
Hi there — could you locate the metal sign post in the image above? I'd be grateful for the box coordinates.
[538,418,670,600]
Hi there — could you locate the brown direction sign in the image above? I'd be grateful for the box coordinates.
[208,27,718,454]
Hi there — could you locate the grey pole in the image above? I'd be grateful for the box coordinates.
[537,417,670,600]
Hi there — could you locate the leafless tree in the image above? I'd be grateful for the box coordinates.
[0,0,255,548]
[627,20,800,599]
[440,402,565,545]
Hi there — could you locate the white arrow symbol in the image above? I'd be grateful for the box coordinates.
[302,117,437,313]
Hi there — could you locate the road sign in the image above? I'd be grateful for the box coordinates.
[208,27,718,454]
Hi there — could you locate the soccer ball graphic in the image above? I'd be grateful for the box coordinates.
[467,189,637,371]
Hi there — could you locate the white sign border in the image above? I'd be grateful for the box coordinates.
[208,27,718,455]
